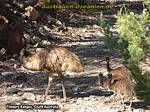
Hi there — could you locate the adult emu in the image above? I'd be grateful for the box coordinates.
[20,47,84,102]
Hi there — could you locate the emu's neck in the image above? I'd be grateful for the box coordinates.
[106,60,112,72]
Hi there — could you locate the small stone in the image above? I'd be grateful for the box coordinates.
[96,31,104,37]
[93,24,101,29]
[77,98,82,101]
[84,97,90,101]
[42,40,51,45]
[89,95,96,98]
[23,34,30,39]
[76,97,83,104]
[12,94,22,101]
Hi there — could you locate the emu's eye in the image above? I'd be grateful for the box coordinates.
[29,7,33,11]
[40,0,44,3]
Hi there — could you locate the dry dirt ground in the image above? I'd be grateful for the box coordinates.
[0,32,149,112]
[0,6,150,112]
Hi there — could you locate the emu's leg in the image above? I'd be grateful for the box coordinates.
[59,73,67,102]
[121,97,125,111]
[112,93,117,103]
[36,76,53,103]
[129,98,133,111]
[43,76,53,102]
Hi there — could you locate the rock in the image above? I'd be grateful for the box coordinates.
[0,48,6,55]
[76,97,83,104]
[69,18,78,24]
[42,40,51,46]
[22,92,35,101]
[69,99,76,104]
[23,34,30,39]
[39,25,51,36]
[23,34,33,44]
[84,97,90,101]
[95,31,104,37]
[12,94,22,101]
[1,71,13,76]
[33,36,41,42]
[89,95,96,99]
[23,6,39,21]
[93,24,101,29]
[6,86,19,95]
[45,15,62,27]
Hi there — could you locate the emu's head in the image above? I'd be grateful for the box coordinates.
[107,73,112,81]
[19,48,48,71]
[20,49,30,60]
[19,48,36,65]
[98,72,109,89]
[106,57,110,62]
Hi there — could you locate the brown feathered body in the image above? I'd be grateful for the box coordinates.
[99,73,135,110]
[106,57,134,85]
[21,47,84,102]
[108,74,135,110]
[99,73,126,90]
[108,75,135,100]
[22,47,84,73]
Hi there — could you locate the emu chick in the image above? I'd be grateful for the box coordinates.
[99,73,135,110]
[106,57,134,85]
[108,74,135,100]
[99,72,125,90]
[98,73,110,90]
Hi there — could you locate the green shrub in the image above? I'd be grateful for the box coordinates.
[127,63,150,103]
[116,8,149,62]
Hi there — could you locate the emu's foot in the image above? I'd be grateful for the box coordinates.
[59,97,68,103]
[127,107,133,112]
[63,98,67,102]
